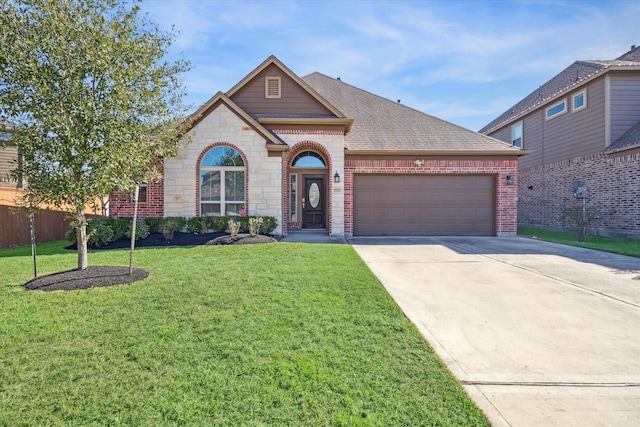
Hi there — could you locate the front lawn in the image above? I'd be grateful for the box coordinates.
[0,241,488,426]
[518,227,640,258]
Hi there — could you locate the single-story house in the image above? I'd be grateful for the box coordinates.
[111,56,526,236]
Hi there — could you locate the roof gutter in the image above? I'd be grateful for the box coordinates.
[344,149,531,157]
[258,117,354,133]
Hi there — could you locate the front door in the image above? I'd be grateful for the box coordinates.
[302,176,325,229]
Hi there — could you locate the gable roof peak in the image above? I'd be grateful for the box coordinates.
[225,56,346,119]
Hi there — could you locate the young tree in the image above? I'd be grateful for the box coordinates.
[0,0,191,269]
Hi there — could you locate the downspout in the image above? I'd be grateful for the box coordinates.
[604,74,611,149]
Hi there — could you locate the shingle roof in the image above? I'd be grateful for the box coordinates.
[302,72,520,154]
[480,46,640,134]
[607,119,640,152]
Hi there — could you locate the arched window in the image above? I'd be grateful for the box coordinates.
[292,151,326,168]
[200,146,245,217]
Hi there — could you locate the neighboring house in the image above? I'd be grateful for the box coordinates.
[111,56,525,237]
[481,45,640,239]
[0,120,21,188]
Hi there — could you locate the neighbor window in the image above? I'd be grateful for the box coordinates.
[130,183,147,203]
[572,90,586,112]
[511,122,523,148]
[546,99,567,120]
[138,183,147,203]
[200,146,245,217]
[265,76,281,99]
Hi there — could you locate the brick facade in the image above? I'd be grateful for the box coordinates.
[109,163,164,219]
[344,158,519,236]
[518,151,640,238]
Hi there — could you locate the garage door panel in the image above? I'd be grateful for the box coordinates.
[354,175,495,236]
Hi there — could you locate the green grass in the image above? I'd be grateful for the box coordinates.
[0,241,488,426]
[518,227,640,258]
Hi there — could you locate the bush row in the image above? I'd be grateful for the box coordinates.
[66,215,278,247]
[144,215,278,239]
[66,217,150,248]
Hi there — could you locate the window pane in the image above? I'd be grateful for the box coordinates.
[547,101,566,118]
[225,171,245,201]
[201,146,244,167]
[290,174,297,222]
[573,93,584,109]
[138,185,148,203]
[225,203,245,217]
[201,171,220,201]
[292,151,326,167]
[201,203,221,216]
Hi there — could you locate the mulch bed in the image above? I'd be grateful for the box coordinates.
[24,266,149,292]
[29,232,277,292]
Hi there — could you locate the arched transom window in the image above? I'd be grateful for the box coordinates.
[292,151,326,168]
[200,146,245,217]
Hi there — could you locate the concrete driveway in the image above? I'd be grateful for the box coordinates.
[350,236,640,427]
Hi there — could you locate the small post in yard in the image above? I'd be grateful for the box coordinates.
[129,184,140,275]
[29,209,37,278]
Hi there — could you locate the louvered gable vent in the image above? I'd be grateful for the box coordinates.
[265,76,281,99]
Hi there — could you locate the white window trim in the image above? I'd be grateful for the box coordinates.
[265,76,281,99]
[200,166,245,216]
[511,121,523,148]
[572,90,587,113]
[545,98,567,120]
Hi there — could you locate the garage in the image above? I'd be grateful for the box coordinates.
[353,174,495,236]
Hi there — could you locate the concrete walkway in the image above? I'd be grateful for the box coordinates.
[350,236,640,427]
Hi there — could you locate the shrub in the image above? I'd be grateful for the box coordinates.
[187,216,208,234]
[105,217,129,240]
[261,216,277,234]
[228,219,241,237]
[161,216,186,240]
[144,216,162,233]
[66,218,114,248]
[237,216,250,232]
[248,217,263,237]
[560,204,600,242]
[125,222,150,241]
[208,216,229,232]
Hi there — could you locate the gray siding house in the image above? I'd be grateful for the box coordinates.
[481,45,640,238]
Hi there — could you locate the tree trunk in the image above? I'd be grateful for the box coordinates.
[76,209,88,270]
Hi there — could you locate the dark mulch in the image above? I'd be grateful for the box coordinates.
[25,266,149,292]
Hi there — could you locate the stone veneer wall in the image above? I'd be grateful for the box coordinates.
[518,151,640,238]
[163,104,284,234]
[344,158,519,236]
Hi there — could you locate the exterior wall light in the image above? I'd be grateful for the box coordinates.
[506,174,514,186]
[333,171,340,183]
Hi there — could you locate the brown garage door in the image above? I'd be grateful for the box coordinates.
[353,174,495,236]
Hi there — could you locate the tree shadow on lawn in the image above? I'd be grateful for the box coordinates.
[25,232,277,292]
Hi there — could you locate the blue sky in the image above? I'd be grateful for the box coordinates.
[139,0,640,132]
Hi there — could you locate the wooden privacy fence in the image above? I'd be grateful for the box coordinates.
[0,205,74,248]
[0,187,103,248]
